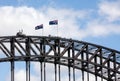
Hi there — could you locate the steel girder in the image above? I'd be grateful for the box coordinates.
[0,36,120,81]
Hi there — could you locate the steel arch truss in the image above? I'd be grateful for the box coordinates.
[0,36,120,81]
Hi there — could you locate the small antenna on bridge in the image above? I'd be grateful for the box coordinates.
[16,29,26,37]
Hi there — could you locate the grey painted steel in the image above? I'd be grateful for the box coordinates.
[0,36,120,81]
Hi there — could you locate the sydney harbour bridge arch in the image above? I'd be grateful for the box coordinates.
[0,35,120,81]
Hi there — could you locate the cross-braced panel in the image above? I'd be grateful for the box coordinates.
[0,36,120,81]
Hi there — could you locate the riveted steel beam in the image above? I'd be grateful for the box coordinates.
[88,48,101,62]
[46,39,57,55]
[14,44,24,56]
[60,42,73,56]
[0,41,13,57]
[102,52,115,66]
[74,44,87,59]
[0,46,10,57]
[0,36,119,81]
[30,38,43,55]
[15,39,29,56]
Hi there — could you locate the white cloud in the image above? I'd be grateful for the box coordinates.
[0,6,88,39]
[85,20,120,37]
[6,69,40,81]
[0,6,88,81]
[15,70,26,81]
[0,6,46,36]
[99,0,120,22]
[0,5,120,39]
[0,3,120,81]
[32,62,70,81]
[79,0,120,38]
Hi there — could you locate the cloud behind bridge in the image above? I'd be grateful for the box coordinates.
[0,0,120,81]
[0,0,120,39]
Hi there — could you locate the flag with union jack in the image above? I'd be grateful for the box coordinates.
[35,24,43,30]
[49,20,58,25]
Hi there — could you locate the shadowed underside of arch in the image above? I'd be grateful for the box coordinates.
[0,36,120,81]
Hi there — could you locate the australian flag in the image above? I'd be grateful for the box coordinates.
[35,24,43,30]
[49,20,58,25]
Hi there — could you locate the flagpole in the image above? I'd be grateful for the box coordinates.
[35,24,43,36]
[57,24,58,37]
[56,20,58,37]
[49,20,58,37]
[42,28,44,36]
[42,24,44,36]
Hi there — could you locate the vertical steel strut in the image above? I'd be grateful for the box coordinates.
[26,37,30,81]
[73,66,75,81]
[82,70,84,81]
[0,36,120,81]
[11,38,15,81]
[72,42,75,81]
[26,61,30,81]
[68,66,71,81]
[44,61,46,81]
[11,61,14,81]
[40,62,43,81]
[113,53,116,81]
[95,51,97,81]
[68,48,71,81]
[81,52,84,81]
[55,63,57,81]
[54,40,57,81]
[58,63,61,81]
[86,45,89,81]
[40,41,43,81]
[43,38,46,81]
[58,39,61,81]
[100,49,103,81]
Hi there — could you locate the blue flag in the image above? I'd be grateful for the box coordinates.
[49,20,58,25]
[35,24,43,30]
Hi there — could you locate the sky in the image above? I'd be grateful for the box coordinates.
[0,0,120,81]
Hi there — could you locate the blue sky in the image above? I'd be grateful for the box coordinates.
[0,0,120,81]
[0,0,120,50]
[0,0,99,9]
[0,0,119,50]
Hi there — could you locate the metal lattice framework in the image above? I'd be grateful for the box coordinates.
[0,36,120,81]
